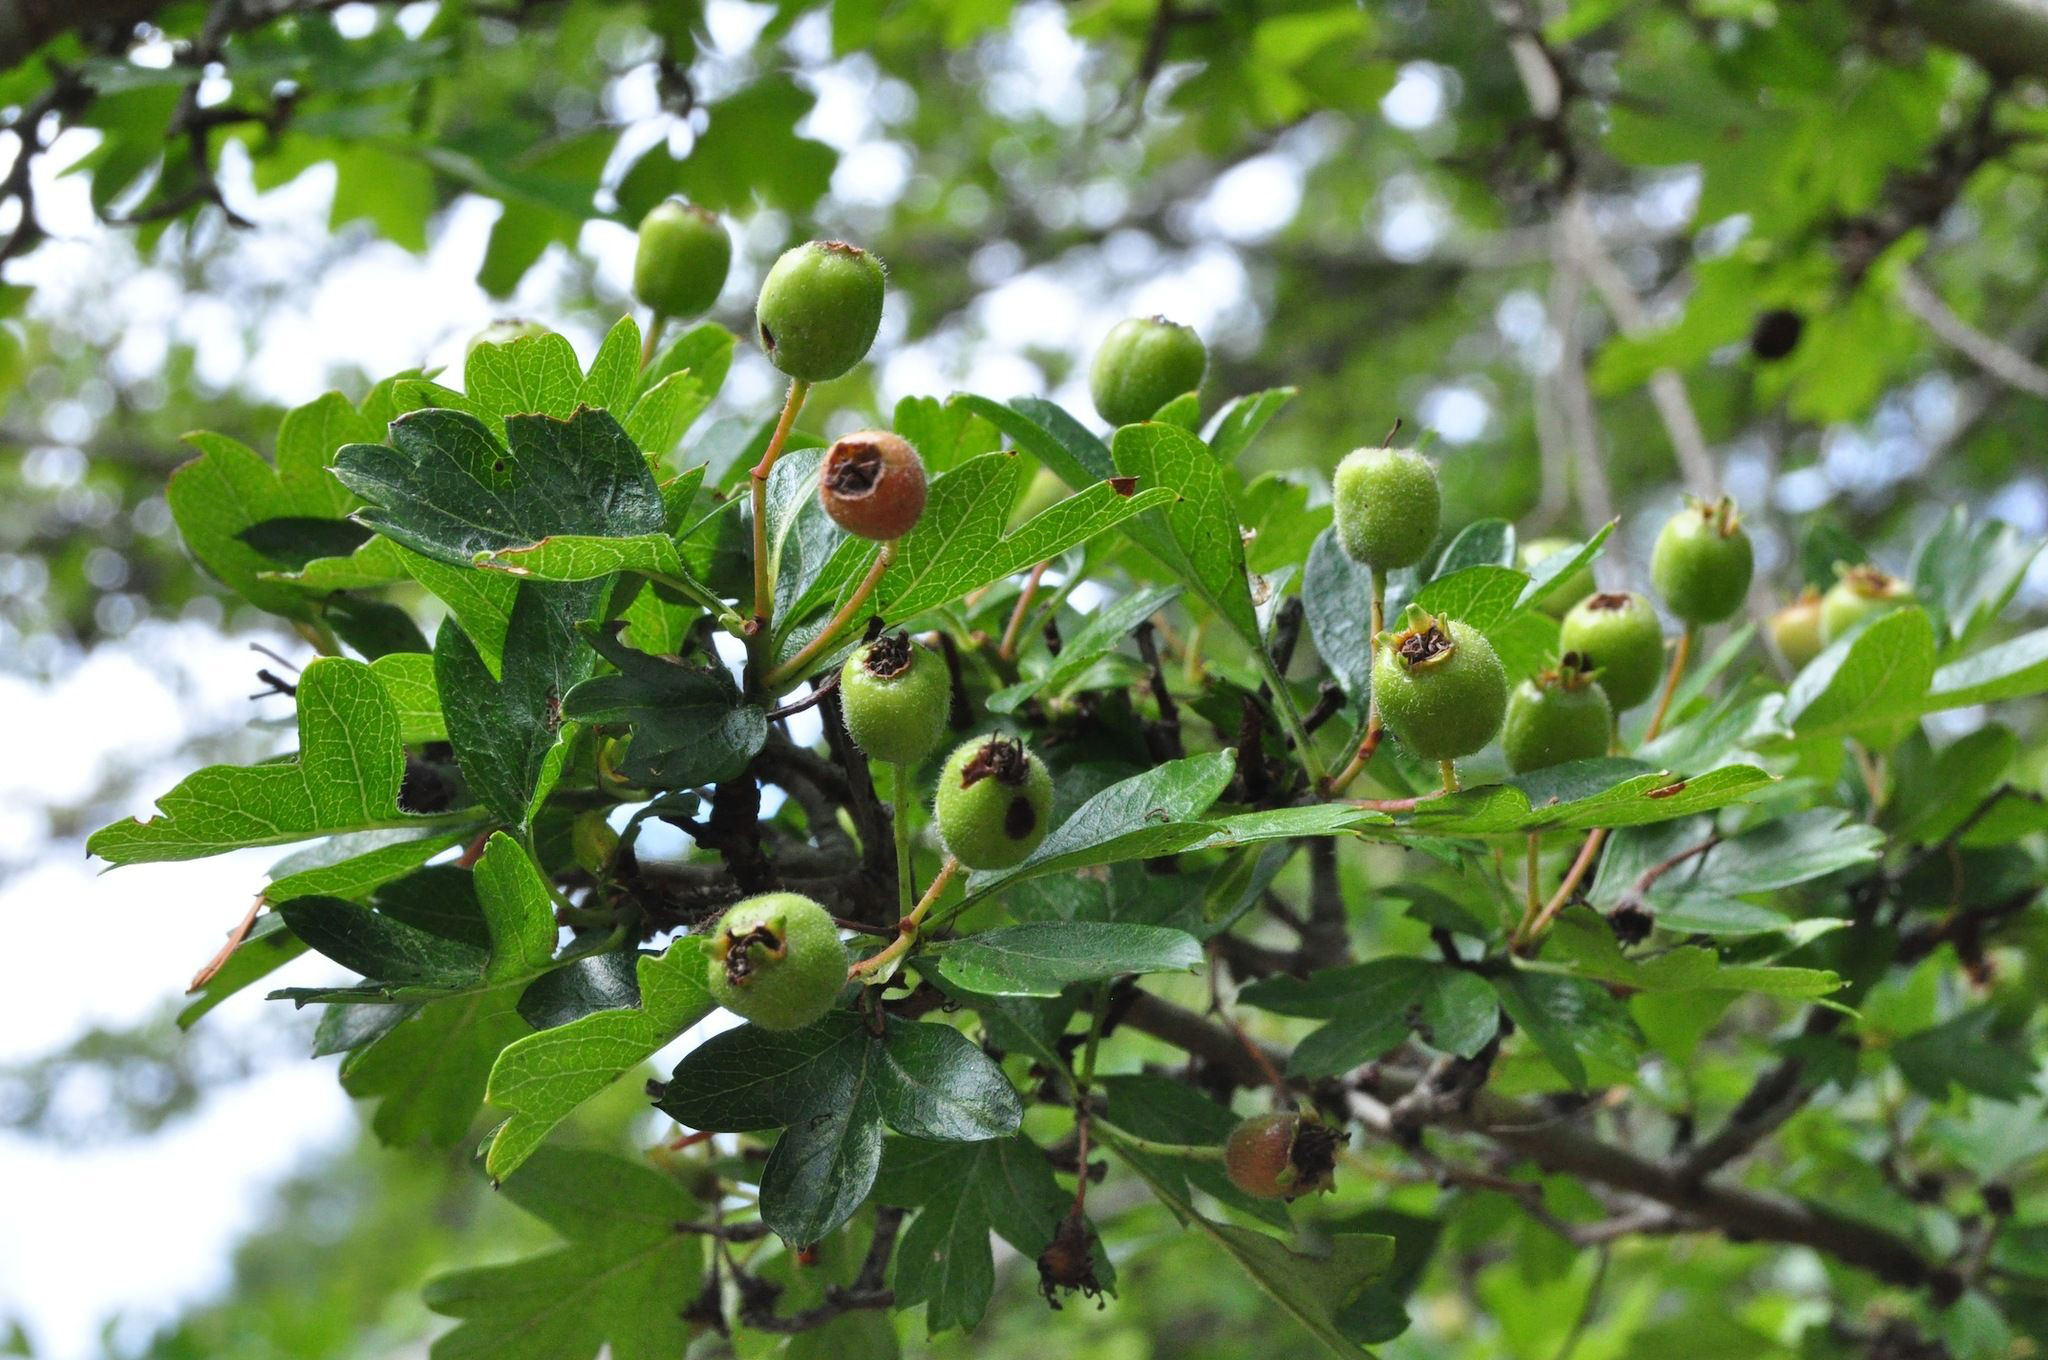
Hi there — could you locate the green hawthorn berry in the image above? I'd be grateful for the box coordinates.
[1223,1112,1339,1201]
[706,892,848,1031]
[1502,658,1614,773]
[465,318,547,357]
[632,198,731,320]
[1650,496,1754,625]
[1559,592,1664,711]
[934,735,1053,870]
[1770,588,1826,668]
[1089,316,1206,426]
[1332,446,1440,573]
[839,632,949,765]
[1370,611,1508,761]
[1819,563,1913,644]
[755,239,886,382]
[1520,536,1597,619]
[819,430,927,540]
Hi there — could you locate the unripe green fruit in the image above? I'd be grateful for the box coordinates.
[819,430,927,541]
[706,893,848,1031]
[755,240,886,382]
[1819,564,1913,643]
[839,632,949,765]
[933,735,1053,870]
[1332,447,1440,573]
[1559,592,1664,711]
[466,318,547,358]
[1520,537,1597,619]
[1089,316,1206,426]
[1650,496,1753,625]
[1502,662,1613,773]
[632,198,731,319]
[1371,613,1508,761]
[1770,589,1825,668]
[1223,1112,1339,1201]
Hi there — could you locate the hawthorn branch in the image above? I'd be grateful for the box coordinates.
[737,1207,901,1333]
[1895,269,2048,400]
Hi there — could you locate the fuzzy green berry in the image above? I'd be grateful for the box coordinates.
[465,318,547,358]
[632,198,731,320]
[1502,660,1614,773]
[1559,592,1664,711]
[819,430,927,541]
[1332,447,1440,573]
[1089,316,1206,426]
[1371,612,1508,761]
[933,735,1053,870]
[706,893,848,1031]
[1650,496,1754,626]
[839,632,950,766]
[1223,1112,1339,1201]
[1520,537,1597,619]
[1770,589,1826,668]
[1819,564,1913,642]
[756,240,886,382]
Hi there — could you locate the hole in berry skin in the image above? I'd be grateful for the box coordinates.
[961,736,1029,788]
[1004,795,1037,840]
[1586,591,1633,612]
[824,440,883,498]
[720,924,786,985]
[1395,622,1453,666]
[862,631,913,679]
[758,321,777,354]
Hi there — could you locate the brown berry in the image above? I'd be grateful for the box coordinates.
[819,430,927,541]
[1223,1111,1339,1200]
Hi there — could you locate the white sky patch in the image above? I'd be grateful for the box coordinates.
[1193,154,1303,243]
[1417,383,1490,445]
[1380,63,1446,131]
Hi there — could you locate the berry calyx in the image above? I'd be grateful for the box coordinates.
[1559,592,1664,711]
[1089,316,1206,426]
[705,893,848,1031]
[632,198,731,320]
[1370,611,1508,761]
[1820,563,1913,643]
[839,632,949,765]
[755,240,886,382]
[1332,446,1440,573]
[933,735,1054,870]
[1502,657,1614,773]
[466,318,547,357]
[1650,496,1754,625]
[1519,536,1597,619]
[1223,1112,1339,1201]
[1770,588,1825,668]
[819,430,928,541]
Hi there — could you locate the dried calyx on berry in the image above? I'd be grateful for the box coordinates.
[1036,1208,1107,1309]
[1650,494,1754,626]
[819,430,927,540]
[1224,1111,1340,1201]
[1819,562,1914,644]
[838,630,949,766]
[1370,609,1509,762]
[934,734,1054,870]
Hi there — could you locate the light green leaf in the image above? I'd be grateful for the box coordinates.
[1203,386,1296,463]
[1783,607,1936,740]
[1112,422,1260,646]
[370,651,444,744]
[1926,628,2048,710]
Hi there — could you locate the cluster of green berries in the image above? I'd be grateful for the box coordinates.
[1770,563,1914,668]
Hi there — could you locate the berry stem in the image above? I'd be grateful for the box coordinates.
[1091,1121,1227,1160]
[639,310,668,371]
[1511,832,1544,951]
[1643,623,1695,743]
[1440,759,1461,794]
[746,377,812,660]
[760,540,897,691]
[890,760,916,921]
[1319,568,1384,797]
[1519,825,1610,953]
[997,560,1049,662]
[847,855,960,982]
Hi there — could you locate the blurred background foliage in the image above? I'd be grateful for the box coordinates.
[5,0,2048,1355]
